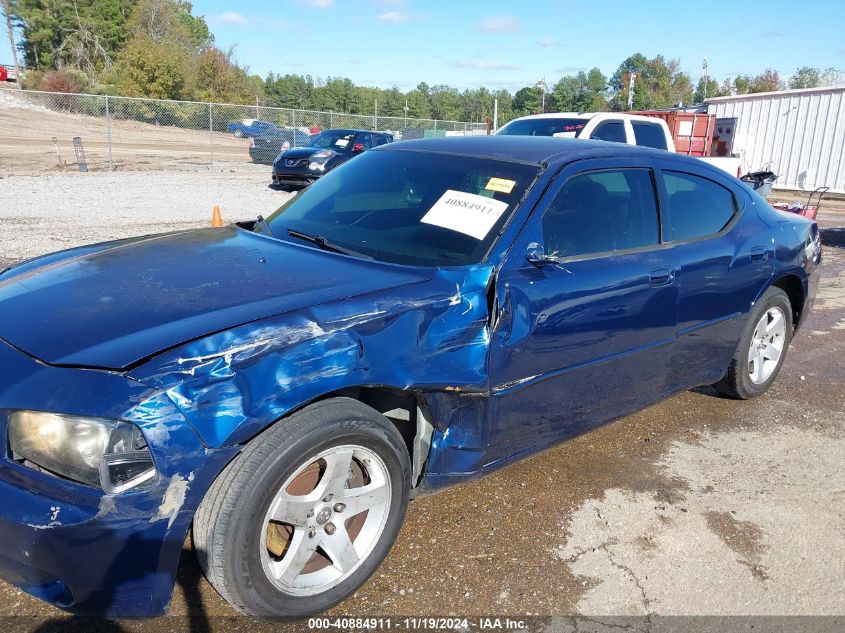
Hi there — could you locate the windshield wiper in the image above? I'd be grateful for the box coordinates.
[286,228,373,260]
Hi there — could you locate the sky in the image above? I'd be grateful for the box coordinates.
[191,0,845,92]
[6,0,844,92]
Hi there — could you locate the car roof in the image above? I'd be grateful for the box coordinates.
[510,112,594,121]
[380,135,696,167]
[322,128,390,136]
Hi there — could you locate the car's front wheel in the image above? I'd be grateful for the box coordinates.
[193,398,411,618]
[234,129,244,138]
[714,286,792,399]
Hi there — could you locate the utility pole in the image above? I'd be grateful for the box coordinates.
[702,55,709,101]
[493,98,499,131]
[1,0,22,89]
[627,73,637,110]
[403,98,409,127]
[535,78,547,114]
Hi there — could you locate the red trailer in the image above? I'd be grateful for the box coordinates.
[630,110,716,157]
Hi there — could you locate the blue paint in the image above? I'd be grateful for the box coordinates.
[0,137,820,615]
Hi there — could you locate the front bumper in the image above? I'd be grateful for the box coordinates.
[271,165,323,187]
[0,338,236,616]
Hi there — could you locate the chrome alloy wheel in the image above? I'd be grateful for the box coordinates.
[259,445,392,596]
[748,307,787,384]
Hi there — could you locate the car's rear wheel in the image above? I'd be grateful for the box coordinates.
[714,287,792,399]
[193,398,411,619]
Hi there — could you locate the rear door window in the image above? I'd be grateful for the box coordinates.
[542,168,660,258]
[632,121,668,150]
[590,121,627,144]
[663,170,737,241]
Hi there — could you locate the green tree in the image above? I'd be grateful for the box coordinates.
[492,88,514,126]
[265,73,315,109]
[11,0,138,75]
[115,35,187,99]
[610,53,692,110]
[749,68,783,93]
[126,0,210,50]
[512,86,541,116]
[693,77,722,103]
[820,67,844,86]
[550,69,607,112]
[428,84,462,120]
[188,46,255,103]
[788,66,820,89]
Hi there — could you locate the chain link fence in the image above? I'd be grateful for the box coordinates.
[0,88,488,173]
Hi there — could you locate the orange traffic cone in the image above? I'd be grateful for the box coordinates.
[211,205,224,227]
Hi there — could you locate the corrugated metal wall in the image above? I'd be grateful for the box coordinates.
[707,87,845,193]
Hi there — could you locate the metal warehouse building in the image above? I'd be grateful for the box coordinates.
[706,85,845,194]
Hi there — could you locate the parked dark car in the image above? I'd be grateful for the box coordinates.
[248,128,313,164]
[226,119,278,138]
[0,137,820,619]
[271,128,393,188]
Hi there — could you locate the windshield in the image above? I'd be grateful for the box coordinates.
[309,131,357,150]
[265,149,539,266]
[497,117,587,138]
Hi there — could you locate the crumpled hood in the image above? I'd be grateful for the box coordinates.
[0,226,432,369]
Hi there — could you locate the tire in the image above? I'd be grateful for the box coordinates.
[193,397,411,619]
[714,287,792,399]
[234,129,244,138]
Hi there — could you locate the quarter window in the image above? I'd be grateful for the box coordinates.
[590,121,627,143]
[542,169,660,258]
[663,171,736,241]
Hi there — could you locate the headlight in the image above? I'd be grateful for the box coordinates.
[308,162,326,171]
[8,411,156,493]
[311,149,334,160]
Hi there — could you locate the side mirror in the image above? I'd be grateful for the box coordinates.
[524,242,559,267]
[352,143,365,153]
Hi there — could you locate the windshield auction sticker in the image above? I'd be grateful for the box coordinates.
[421,190,509,240]
[485,177,516,194]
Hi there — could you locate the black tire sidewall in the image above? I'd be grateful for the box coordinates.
[224,414,410,618]
[735,289,793,397]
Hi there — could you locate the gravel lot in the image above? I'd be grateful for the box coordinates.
[0,172,843,630]
[0,171,293,269]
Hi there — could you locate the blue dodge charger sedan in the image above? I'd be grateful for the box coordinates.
[0,137,821,618]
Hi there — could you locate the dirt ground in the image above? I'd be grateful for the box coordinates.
[0,173,842,632]
[0,89,256,172]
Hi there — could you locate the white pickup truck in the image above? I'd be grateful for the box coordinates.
[496,112,742,177]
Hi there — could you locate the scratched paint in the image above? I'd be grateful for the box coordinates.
[128,265,496,454]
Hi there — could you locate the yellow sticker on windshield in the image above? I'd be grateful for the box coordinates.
[485,177,516,194]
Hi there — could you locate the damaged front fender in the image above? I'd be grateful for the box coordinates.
[128,265,497,461]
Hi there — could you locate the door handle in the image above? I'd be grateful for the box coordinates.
[649,267,675,287]
[750,246,768,262]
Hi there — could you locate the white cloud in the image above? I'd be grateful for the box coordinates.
[219,12,247,25]
[378,10,410,23]
[452,59,520,71]
[309,0,334,7]
[538,36,559,47]
[477,16,521,32]
[375,0,407,5]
